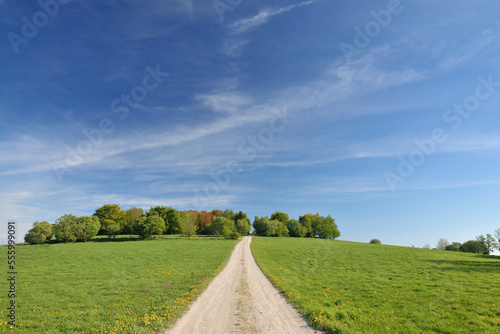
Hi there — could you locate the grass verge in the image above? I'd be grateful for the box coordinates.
[0,236,238,333]
[251,237,500,333]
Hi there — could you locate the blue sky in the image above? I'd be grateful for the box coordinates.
[1,0,500,249]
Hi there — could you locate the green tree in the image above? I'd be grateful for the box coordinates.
[74,216,101,241]
[370,239,381,244]
[496,228,500,251]
[53,214,79,243]
[252,217,287,237]
[94,204,126,234]
[234,211,248,222]
[220,209,236,221]
[123,207,144,234]
[106,224,122,239]
[287,219,305,237]
[182,212,198,238]
[270,211,289,225]
[298,215,314,237]
[445,242,461,251]
[476,234,497,255]
[274,219,289,237]
[147,206,182,234]
[24,221,53,245]
[317,215,340,239]
[253,216,268,236]
[165,208,182,234]
[459,240,485,254]
[235,218,251,236]
[132,216,166,239]
[212,216,235,236]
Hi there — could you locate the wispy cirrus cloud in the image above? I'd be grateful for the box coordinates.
[229,0,321,35]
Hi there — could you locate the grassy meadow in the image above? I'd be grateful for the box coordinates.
[0,236,238,333]
[251,237,500,333]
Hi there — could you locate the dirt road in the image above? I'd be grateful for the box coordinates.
[165,236,320,334]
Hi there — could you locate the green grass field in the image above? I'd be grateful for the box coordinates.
[0,236,238,333]
[251,237,500,333]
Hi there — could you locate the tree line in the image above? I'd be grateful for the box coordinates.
[253,212,340,239]
[435,228,500,255]
[24,205,340,244]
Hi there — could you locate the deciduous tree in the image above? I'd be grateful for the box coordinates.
[436,238,449,250]
[445,242,461,251]
[270,211,289,225]
[94,204,126,234]
[183,212,198,238]
[459,240,484,254]
[123,207,144,234]
[132,216,166,239]
[24,221,53,245]
[476,234,497,255]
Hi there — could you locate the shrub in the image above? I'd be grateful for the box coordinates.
[222,226,240,240]
[53,215,100,243]
[53,214,79,243]
[370,239,381,244]
[75,216,101,241]
[133,215,166,239]
[287,219,305,238]
[106,224,122,239]
[25,230,46,245]
[211,216,234,236]
[24,221,53,245]
[459,240,485,254]
[445,242,461,252]
[182,212,198,238]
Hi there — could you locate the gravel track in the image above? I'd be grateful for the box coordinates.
[165,236,320,334]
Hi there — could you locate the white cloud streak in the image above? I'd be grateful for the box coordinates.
[229,0,321,35]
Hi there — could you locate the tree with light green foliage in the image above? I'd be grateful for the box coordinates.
[94,204,126,234]
[132,215,166,239]
[25,221,53,245]
[75,216,101,241]
[53,214,79,243]
[182,211,198,238]
[476,234,497,255]
[287,219,305,237]
[235,218,251,236]
[271,211,289,225]
[53,214,100,243]
[123,207,144,234]
[445,242,462,251]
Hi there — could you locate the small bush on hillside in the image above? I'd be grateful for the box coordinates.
[25,221,53,245]
[445,242,462,252]
[106,224,122,239]
[370,239,381,244]
[133,215,166,239]
[75,216,101,241]
[459,240,484,254]
[53,214,101,243]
